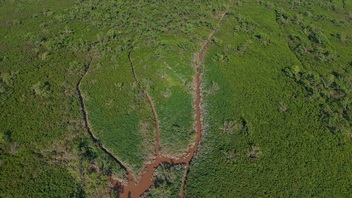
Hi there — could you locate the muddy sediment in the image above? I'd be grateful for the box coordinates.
[77,10,227,198]
[117,13,227,198]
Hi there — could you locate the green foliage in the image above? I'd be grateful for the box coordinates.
[1,0,352,197]
[72,0,232,171]
[144,164,185,198]
[0,150,82,197]
[0,0,125,196]
[25,165,85,198]
[283,64,352,134]
[32,81,51,97]
[186,1,352,197]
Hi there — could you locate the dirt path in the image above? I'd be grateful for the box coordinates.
[117,12,227,198]
[145,92,160,158]
[77,11,227,198]
[179,13,227,197]
[128,51,161,158]
[76,56,135,188]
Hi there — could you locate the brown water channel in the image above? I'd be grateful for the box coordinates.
[118,13,226,198]
[78,12,226,198]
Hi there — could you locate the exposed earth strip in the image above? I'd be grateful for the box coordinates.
[76,56,135,187]
[128,51,160,158]
[120,12,227,197]
[77,12,227,198]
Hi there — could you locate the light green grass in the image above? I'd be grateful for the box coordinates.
[78,0,231,170]
[186,1,352,197]
[2,0,351,197]
[0,0,126,196]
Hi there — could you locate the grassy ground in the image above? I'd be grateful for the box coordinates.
[81,51,156,172]
[74,0,231,173]
[0,1,125,197]
[186,1,352,197]
[1,0,352,197]
[143,164,186,198]
[0,0,233,195]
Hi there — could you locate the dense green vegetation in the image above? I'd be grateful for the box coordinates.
[62,0,231,173]
[0,0,125,197]
[1,0,351,197]
[187,0,352,197]
[144,164,185,198]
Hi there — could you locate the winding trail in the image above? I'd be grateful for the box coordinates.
[76,56,135,189]
[118,12,227,198]
[77,11,227,198]
[145,92,160,158]
[128,51,160,158]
